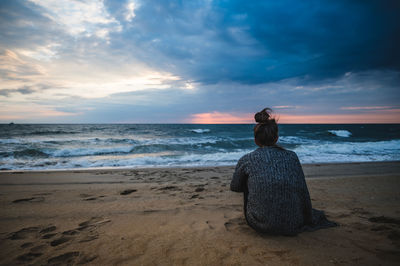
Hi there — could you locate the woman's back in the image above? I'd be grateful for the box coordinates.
[231,146,312,235]
[231,108,337,235]
[231,146,336,235]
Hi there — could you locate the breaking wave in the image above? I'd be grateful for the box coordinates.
[327,130,352,137]
[1,124,399,170]
[190,129,211,133]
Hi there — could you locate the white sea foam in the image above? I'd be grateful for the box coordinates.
[139,136,219,146]
[294,140,400,163]
[328,130,352,137]
[69,149,251,169]
[278,136,317,144]
[0,149,252,170]
[1,124,399,171]
[49,146,133,157]
[190,129,211,133]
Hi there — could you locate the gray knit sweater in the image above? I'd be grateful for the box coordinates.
[231,146,337,235]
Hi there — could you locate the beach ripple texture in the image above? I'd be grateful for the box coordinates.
[0,124,399,170]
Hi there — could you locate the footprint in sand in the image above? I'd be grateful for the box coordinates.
[351,207,371,216]
[20,242,34,248]
[334,213,352,218]
[158,186,181,191]
[47,251,80,265]
[120,189,137,195]
[370,225,391,231]
[40,225,57,234]
[368,216,400,225]
[16,252,43,262]
[83,197,98,201]
[42,233,57,239]
[30,244,47,252]
[206,220,215,230]
[76,217,111,231]
[195,187,205,192]
[12,197,44,203]
[8,227,40,240]
[62,229,79,236]
[33,192,52,196]
[190,220,215,231]
[78,254,98,264]
[50,236,71,246]
[80,194,106,201]
[367,215,400,245]
[79,232,99,243]
[224,217,249,232]
[8,222,101,265]
[39,225,57,239]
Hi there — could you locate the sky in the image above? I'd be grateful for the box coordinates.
[0,0,399,123]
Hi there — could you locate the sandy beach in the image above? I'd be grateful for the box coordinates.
[0,161,399,265]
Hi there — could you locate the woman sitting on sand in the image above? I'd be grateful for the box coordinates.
[231,108,337,236]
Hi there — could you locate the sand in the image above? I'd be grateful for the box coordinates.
[0,161,399,265]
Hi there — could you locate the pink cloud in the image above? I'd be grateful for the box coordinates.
[278,109,400,123]
[0,104,79,121]
[340,106,393,110]
[187,109,400,124]
[188,111,253,124]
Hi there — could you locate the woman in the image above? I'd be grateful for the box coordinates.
[231,108,337,236]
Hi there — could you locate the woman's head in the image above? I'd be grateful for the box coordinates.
[254,108,278,147]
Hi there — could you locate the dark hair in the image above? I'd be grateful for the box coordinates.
[254,108,279,146]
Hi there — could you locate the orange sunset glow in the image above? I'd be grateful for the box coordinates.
[188,109,400,124]
[188,112,253,124]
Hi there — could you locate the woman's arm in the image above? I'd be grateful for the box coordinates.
[292,153,313,224]
[230,156,248,192]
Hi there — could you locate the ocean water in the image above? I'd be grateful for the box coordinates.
[0,124,399,170]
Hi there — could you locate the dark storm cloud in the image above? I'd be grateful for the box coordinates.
[0,0,58,49]
[114,0,400,84]
[0,0,399,123]
[2,0,399,86]
[0,86,35,96]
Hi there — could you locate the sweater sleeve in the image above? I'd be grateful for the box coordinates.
[230,155,248,192]
[292,153,313,224]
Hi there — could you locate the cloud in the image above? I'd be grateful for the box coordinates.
[340,106,394,110]
[187,111,253,124]
[124,0,138,22]
[116,0,400,84]
[0,49,45,81]
[278,109,400,124]
[0,103,79,121]
[27,0,122,40]
[0,0,399,123]
[0,86,35,96]
[273,106,298,110]
[2,0,400,86]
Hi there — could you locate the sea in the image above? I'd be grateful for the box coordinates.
[0,124,399,171]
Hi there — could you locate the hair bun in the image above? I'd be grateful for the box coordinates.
[254,108,272,123]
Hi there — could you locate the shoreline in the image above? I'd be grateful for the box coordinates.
[1,161,399,265]
[1,160,399,174]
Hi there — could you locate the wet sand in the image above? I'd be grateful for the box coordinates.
[0,161,399,265]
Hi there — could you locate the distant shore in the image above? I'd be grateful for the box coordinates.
[0,161,399,265]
